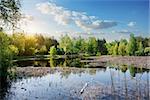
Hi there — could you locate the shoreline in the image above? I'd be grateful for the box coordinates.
[82,55,150,69]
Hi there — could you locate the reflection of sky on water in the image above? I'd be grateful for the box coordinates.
[4,66,150,100]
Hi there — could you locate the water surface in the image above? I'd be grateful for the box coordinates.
[1,58,150,100]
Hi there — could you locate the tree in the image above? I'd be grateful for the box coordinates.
[35,34,58,54]
[118,40,127,56]
[24,35,37,56]
[49,46,57,56]
[144,47,150,55]
[59,35,72,54]
[143,38,150,47]
[0,0,21,76]
[44,37,58,53]
[0,0,21,31]
[135,42,144,56]
[86,37,98,55]
[38,45,47,55]
[113,43,118,55]
[35,34,45,49]
[9,45,19,56]
[74,36,85,53]
[11,33,25,56]
[0,31,12,76]
[126,34,137,55]
[97,39,107,55]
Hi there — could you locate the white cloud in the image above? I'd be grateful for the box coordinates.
[111,30,132,34]
[127,21,136,27]
[36,2,117,31]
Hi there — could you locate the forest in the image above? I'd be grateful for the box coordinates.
[0,31,150,58]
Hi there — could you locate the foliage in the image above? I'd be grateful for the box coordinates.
[59,35,72,54]
[0,0,21,30]
[105,43,113,55]
[0,31,12,76]
[86,37,98,55]
[49,46,57,56]
[129,65,136,77]
[144,47,150,55]
[96,52,101,56]
[97,39,107,55]
[8,45,19,56]
[118,41,126,56]
[126,34,137,55]
[38,45,47,55]
[113,43,118,55]
[11,33,25,56]
[135,42,144,56]
[24,36,37,56]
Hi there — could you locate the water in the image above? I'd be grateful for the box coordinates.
[1,58,150,100]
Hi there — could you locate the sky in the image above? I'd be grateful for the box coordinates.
[19,0,149,41]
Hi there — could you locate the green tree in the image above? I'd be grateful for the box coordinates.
[135,42,144,56]
[49,46,57,56]
[144,47,150,55]
[86,37,98,55]
[0,0,21,77]
[49,58,56,67]
[126,34,137,55]
[0,31,12,76]
[74,36,85,53]
[38,45,47,55]
[44,37,58,53]
[0,0,21,31]
[35,34,58,54]
[97,39,107,55]
[143,38,150,47]
[8,45,19,56]
[11,33,25,56]
[24,35,37,56]
[129,65,136,77]
[59,35,72,54]
[118,41,127,56]
[113,43,118,55]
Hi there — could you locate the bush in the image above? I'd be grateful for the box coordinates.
[135,50,144,56]
[83,53,90,57]
[96,52,101,56]
[144,47,150,55]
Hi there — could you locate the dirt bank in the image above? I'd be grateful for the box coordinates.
[86,56,150,69]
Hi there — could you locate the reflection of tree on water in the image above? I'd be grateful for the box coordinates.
[88,69,97,75]
[111,64,149,77]
[48,58,84,67]
[107,65,150,99]
[0,76,11,100]
[147,71,149,100]
[120,65,128,73]
[129,65,136,77]
[49,58,65,67]
[49,58,56,67]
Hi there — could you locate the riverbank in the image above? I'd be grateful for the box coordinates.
[84,55,150,69]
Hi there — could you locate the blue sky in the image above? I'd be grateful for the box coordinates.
[20,0,149,41]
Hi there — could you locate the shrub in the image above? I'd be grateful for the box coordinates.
[96,52,101,56]
[144,47,150,55]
